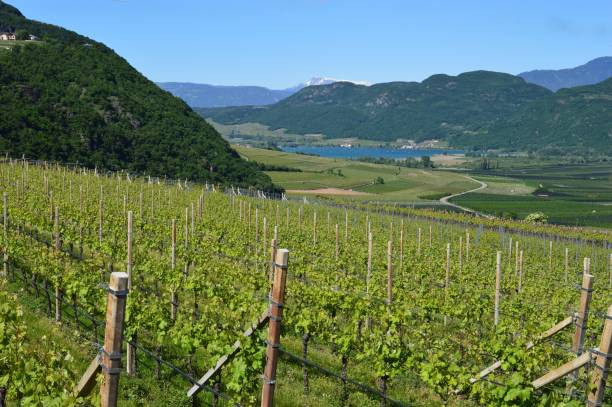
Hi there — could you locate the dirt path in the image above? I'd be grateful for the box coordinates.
[439,176,492,218]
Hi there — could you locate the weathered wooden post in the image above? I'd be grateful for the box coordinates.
[417,227,422,255]
[609,252,612,289]
[335,224,339,261]
[564,247,569,283]
[100,272,129,407]
[171,220,178,321]
[572,268,593,356]
[549,240,553,272]
[399,219,404,271]
[344,210,348,242]
[458,236,463,274]
[54,206,62,323]
[367,232,373,294]
[587,303,612,405]
[387,241,393,306]
[494,251,501,326]
[3,192,7,278]
[261,249,289,407]
[126,211,136,377]
[98,198,103,245]
[466,230,470,261]
[518,250,524,293]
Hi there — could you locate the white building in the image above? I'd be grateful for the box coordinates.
[0,32,16,41]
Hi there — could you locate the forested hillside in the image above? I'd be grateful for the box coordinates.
[200,71,551,143]
[0,1,275,191]
[482,78,612,153]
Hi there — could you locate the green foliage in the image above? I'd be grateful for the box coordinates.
[0,289,91,405]
[524,212,548,224]
[200,71,551,145]
[0,2,276,192]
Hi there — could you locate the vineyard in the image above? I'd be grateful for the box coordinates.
[0,158,611,406]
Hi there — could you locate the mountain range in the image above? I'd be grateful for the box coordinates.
[162,58,612,109]
[518,57,612,91]
[157,77,369,108]
[201,70,612,153]
[0,1,275,190]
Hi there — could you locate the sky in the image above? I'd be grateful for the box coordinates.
[7,0,612,89]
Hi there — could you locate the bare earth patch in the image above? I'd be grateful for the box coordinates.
[287,188,372,196]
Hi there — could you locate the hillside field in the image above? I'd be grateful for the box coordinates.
[234,145,478,203]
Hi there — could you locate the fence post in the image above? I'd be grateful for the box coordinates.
[335,224,339,261]
[126,211,136,376]
[54,206,62,322]
[100,272,129,407]
[518,250,523,293]
[261,249,289,407]
[494,251,501,326]
[572,269,593,355]
[387,240,393,306]
[587,303,612,405]
[3,192,7,278]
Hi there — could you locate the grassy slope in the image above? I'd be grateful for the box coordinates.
[235,146,478,202]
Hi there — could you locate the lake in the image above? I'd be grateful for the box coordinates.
[281,146,464,160]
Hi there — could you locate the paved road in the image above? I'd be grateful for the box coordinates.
[439,176,492,218]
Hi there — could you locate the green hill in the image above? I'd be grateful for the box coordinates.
[0,1,275,191]
[199,71,552,143]
[482,78,612,153]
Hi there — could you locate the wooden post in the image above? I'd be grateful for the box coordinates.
[263,217,267,257]
[100,272,129,407]
[399,223,404,271]
[572,270,593,355]
[387,241,393,306]
[508,237,512,258]
[518,250,524,293]
[98,198,103,245]
[54,206,61,323]
[549,240,553,272]
[261,249,289,407]
[587,303,612,405]
[171,220,178,321]
[366,232,372,294]
[335,224,339,261]
[445,243,451,293]
[458,236,463,274]
[417,227,422,255]
[609,253,611,289]
[3,192,7,278]
[494,251,501,326]
[126,210,136,376]
[564,247,569,283]
[344,210,348,242]
[466,230,470,261]
[428,224,432,248]
[269,238,277,283]
[514,241,519,276]
[127,211,133,291]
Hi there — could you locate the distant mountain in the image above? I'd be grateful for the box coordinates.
[519,57,612,91]
[157,82,293,108]
[200,71,551,143]
[158,77,370,108]
[482,78,612,153]
[0,1,275,190]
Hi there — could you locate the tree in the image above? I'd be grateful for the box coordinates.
[420,156,433,168]
[525,212,548,224]
[15,29,28,40]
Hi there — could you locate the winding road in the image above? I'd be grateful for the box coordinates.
[439,176,492,218]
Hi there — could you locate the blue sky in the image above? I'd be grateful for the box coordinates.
[8,0,612,88]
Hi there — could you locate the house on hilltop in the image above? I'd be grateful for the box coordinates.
[0,32,16,41]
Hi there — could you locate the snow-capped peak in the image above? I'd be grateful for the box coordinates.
[289,77,371,91]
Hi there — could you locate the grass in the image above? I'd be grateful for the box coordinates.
[447,161,612,227]
[234,145,478,203]
[0,40,42,50]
